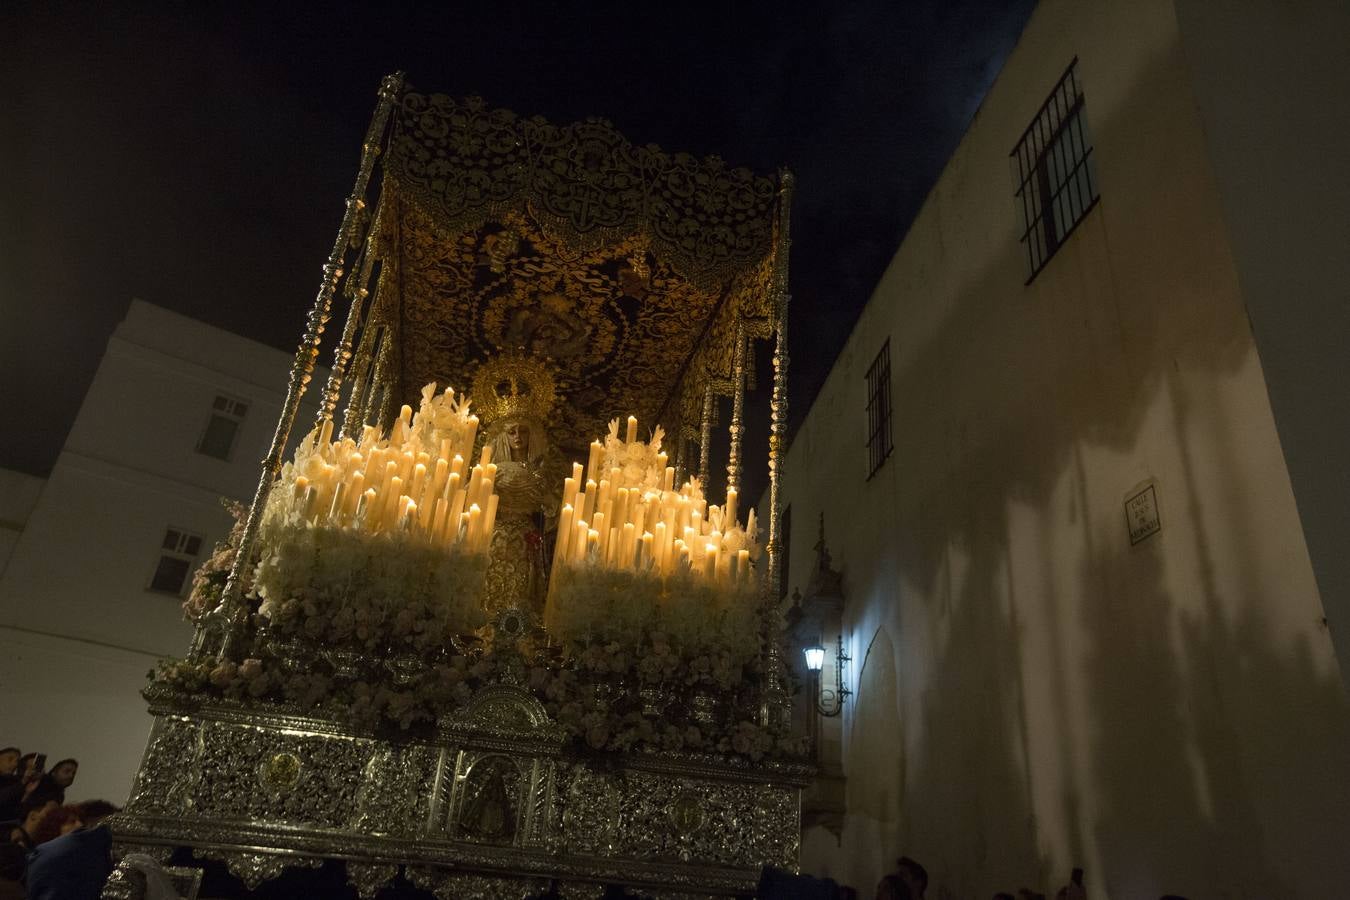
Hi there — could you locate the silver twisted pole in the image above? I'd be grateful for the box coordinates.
[698,382,715,488]
[726,320,747,497]
[761,170,793,729]
[320,196,383,436]
[765,171,793,603]
[207,72,404,661]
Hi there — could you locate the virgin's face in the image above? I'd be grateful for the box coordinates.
[505,421,530,454]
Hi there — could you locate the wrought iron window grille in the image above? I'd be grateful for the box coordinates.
[1012,57,1100,282]
[865,340,893,479]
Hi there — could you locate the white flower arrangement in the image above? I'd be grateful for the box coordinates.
[549,564,761,667]
[546,415,765,665]
[254,521,487,652]
[253,381,496,651]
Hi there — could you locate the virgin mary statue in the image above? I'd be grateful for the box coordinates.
[472,355,564,622]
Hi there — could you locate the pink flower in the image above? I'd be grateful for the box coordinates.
[208,662,237,688]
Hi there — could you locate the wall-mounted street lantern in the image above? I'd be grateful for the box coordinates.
[806,634,852,717]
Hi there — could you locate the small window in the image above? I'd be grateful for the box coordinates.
[865,341,893,478]
[197,394,248,460]
[1012,58,1100,281]
[148,528,204,596]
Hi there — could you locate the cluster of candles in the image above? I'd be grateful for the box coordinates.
[284,391,499,554]
[550,416,756,588]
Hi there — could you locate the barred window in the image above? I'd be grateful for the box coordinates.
[865,341,893,478]
[197,394,249,460]
[1012,58,1100,281]
[148,527,204,596]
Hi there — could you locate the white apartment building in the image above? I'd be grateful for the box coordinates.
[0,300,325,803]
[778,0,1350,897]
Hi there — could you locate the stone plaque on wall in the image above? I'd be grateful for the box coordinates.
[1125,483,1161,545]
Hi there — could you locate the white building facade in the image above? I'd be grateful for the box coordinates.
[777,0,1350,897]
[0,300,324,803]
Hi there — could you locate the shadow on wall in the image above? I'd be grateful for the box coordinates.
[890,504,1049,898]
[837,32,1350,900]
[1082,366,1350,899]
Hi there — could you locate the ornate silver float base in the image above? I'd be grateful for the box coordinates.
[109,685,808,898]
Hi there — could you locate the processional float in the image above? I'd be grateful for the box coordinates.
[106,73,807,899]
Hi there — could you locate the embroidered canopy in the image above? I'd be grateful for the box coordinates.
[347,87,792,458]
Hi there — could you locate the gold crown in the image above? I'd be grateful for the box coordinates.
[471,353,558,425]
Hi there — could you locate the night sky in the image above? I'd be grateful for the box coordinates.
[2,1,1036,488]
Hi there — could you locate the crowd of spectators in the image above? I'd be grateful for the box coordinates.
[759,855,1192,900]
[0,745,120,900]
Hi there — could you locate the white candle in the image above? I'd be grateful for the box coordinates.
[345,472,365,518]
[724,488,738,530]
[328,482,348,524]
[428,457,448,506]
[653,521,668,573]
[626,415,638,444]
[466,466,484,511]
[446,489,467,544]
[574,519,589,562]
[431,497,448,541]
[621,522,636,569]
[383,476,403,529]
[410,463,427,507]
[581,481,598,524]
[586,443,602,480]
[466,503,482,549]
[553,503,575,573]
[703,543,718,580]
[479,444,493,467]
[593,512,608,558]
[357,488,377,529]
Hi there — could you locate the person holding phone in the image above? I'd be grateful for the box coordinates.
[28,759,77,807]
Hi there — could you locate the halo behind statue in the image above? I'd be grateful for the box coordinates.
[471,353,558,429]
